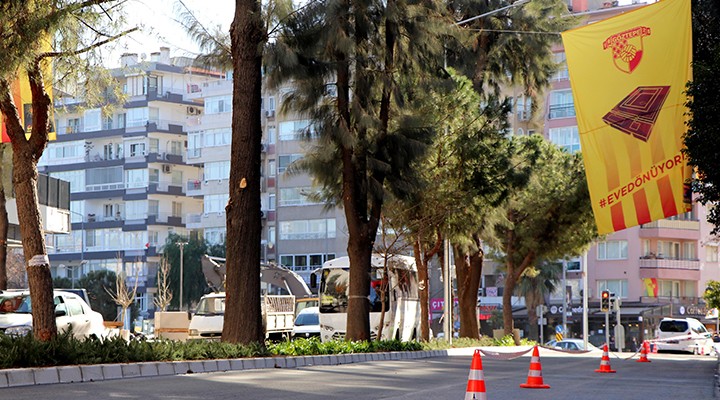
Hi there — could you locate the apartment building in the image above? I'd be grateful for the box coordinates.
[41,48,213,319]
[185,75,348,286]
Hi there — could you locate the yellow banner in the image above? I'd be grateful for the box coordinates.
[561,0,692,234]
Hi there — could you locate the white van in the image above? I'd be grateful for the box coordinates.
[656,317,713,355]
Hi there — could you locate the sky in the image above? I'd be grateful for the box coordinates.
[107,0,646,68]
[106,0,235,67]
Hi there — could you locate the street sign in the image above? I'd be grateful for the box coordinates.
[555,325,563,334]
[555,332,563,342]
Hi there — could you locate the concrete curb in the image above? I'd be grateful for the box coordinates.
[0,349,450,389]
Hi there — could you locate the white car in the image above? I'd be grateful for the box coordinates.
[0,290,106,340]
[554,338,599,351]
[656,317,713,354]
[292,307,320,339]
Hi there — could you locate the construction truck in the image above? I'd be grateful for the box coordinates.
[187,255,311,340]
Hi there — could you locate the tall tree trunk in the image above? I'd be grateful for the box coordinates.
[223,0,264,345]
[413,241,429,341]
[526,288,539,341]
[0,144,8,290]
[346,235,373,340]
[0,61,55,340]
[501,262,517,340]
[454,239,483,339]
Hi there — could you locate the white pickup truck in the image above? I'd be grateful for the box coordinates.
[187,256,311,340]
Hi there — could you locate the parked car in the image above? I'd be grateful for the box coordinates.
[0,289,106,340]
[291,307,320,339]
[656,317,713,355]
[554,338,599,351]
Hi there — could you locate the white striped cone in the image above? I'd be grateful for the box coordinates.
[465,349,487,400]
[520,346,550,389]
[595,344,616,373]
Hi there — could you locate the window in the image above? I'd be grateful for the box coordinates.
[267,126,276,144]
[204,194,229,214]
[597,240,628,260]
[205,95,232,114]
[682,242,696,260]
[549,126,580,153]
[67,118,81,133]
[267,97,275,111]
[125,200,147,220]
[126,107,148,127]
[129,142,146,157]
[279,120,313,141]
[657,280,680,297]
[548,90,575,119]
[268,160,276,177]
[125,169,147,188]
[278,154,302,173]
[83,108,101,132]
[706,245,719,262]
[204,228,226,245]
[515,96,531,121]
[657,241,680,259]
[148,200,159,217]
[149,138,159,154]
[202,128,231,147]
[205,161,231,180]
[268,194,276,211]
[551,52,568,81]
[86,166,123,190]
[47,141,84,160]
[279,187,319,206]
[50,170,84,193]
[279,218,335,240]
[172,201,182,218]
[597,279,628,298]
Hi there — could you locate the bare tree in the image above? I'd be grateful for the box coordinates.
[105,257,139,331]
[153,257,173,312]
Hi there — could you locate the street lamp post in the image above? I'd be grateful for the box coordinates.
[178,242,188,311]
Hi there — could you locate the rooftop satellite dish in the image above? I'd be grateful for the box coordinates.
[140,53,147,61]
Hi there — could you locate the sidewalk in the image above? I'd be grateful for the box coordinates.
[0,349,448,388]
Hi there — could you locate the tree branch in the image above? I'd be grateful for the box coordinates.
[37,27,139,61]
[26,60,52,158]
[0,79,27,147]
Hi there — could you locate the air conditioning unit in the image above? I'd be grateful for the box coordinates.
[260,143,267,152]
[260,210,267,219]
[187,106,202,115]
[265,110,275,118]
[162,164,172,174]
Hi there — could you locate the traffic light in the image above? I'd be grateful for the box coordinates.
[601,290,610,312]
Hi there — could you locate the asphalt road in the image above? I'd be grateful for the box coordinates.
[0,351,715,399]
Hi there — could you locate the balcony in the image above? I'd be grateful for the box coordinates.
[186,179,203,196]
[639,257,701,280]
[639,219,700,240]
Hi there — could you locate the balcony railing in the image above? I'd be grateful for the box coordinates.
[548,104,576,119]
[640,219,700,230]
[638,258,700,270]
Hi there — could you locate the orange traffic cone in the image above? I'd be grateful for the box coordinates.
[637,341,651,363]
[465,349,487,400]
[595,344,617,373]
[520,345,550,389]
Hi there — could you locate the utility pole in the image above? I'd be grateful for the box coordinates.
[562,260,567,337]
[178,241,187,311]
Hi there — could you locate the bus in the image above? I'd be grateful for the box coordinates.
[312,254,420,342]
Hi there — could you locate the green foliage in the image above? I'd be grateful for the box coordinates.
[0,334,424,369]
[704,280,720,310]
[491,335,537,347]
[422,337,495,350]
[163,234,211,311]
[684,1,720,233]
[76,270,121,322]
